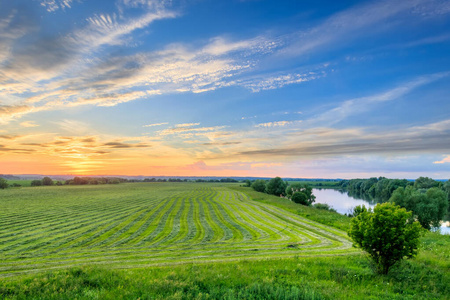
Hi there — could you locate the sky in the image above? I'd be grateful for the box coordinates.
[0,0,450,179]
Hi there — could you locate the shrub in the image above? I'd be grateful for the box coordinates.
[31,180,42,187]
[313,203,336,212]
[251,179,266,193]
[348,203,422,274]
[0,178,8,189]
[265,177,287,196]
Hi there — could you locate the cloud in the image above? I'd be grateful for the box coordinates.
[1,0,449,127]
[307,72,449,127]
[237,118,450,158]
[143,122,168,127]
[279,0,450,59]
[20,121,39,127]
[240,71,325,92]
[103,142,151,148]
[175,123,200,128]
[54,119,92,135]
[40,0,74,12]
[0,105,35,124]
[202,141,241,146]
[255,120,302,128]
[158,125,227,136]
[434,155,450,164]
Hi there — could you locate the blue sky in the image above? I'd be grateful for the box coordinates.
[0,0,449,178]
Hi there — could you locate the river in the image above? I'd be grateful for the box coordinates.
[312,188,450,235]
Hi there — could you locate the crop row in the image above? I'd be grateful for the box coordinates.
[0,183,354,277]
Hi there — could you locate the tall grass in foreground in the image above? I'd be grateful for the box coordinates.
[1,234,448,300]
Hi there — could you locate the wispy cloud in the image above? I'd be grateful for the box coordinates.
[143,122,169,127]
[175,123,200,128]
[307,72,449,127]
[19,121,39,128]
[239,71,325,92]
[434,155,450,164]
[158,124,227,136]
[279,0,450,59]
[255,120,302,128]
[40,0,74,12]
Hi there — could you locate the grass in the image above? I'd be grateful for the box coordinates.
[0,183,353,278]
[232,186,351,231]
[0,183,448,299]
[1,239,448,299]
[5,180,32,187]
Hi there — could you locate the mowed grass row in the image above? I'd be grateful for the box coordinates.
[0,183,355,277]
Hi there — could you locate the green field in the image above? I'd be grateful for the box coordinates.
[4,180,32,187]
[0,183,448,299]
[0,183,353,277]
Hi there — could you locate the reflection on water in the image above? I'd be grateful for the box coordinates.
[313,188,450,235]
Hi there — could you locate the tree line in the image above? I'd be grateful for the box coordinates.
[31,177,127,186]
[344,176,449,231]
[249,177,316,206]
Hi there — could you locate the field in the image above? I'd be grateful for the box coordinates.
[0,183,448,299]
[4,180,32,187]
[0,183,353,277]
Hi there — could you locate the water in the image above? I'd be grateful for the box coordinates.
[313,188,450,235]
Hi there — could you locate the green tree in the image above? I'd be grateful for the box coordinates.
[31,180,42,186]
[348,203,422,274]
[285,183,315,204]
[349,205,369,218]
[443,180,450,212]
[414,176,439,189]
[243,179,251,187]
[0,178,8,189]
[42,177,54,186]
[251,179,266,193]
[265,177,287,196]
[291,192,309,205]
[390,186,448,230]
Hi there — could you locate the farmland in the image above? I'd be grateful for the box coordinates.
[1,182,449,299]
[0,183,353,277]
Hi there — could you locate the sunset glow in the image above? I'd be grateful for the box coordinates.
[1,0,450,178]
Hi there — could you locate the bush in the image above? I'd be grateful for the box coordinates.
[251,179,266,193]
[348,203,423,274]
[31,180,42,187]
[265,177,287,196]
[0,178,8,189]
[42,177,54,186]
[292,192,314,206]
[313,203,336,212]
[285,183,315,204]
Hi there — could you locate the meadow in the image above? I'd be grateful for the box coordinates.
[0,183,448,299]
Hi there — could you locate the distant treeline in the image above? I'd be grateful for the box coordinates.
[341,176,449,230]
[339,176,449,202]
[143,178,239,183]
[0,174,21,180]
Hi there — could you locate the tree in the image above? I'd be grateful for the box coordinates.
[243,179,251,187]
[285,183,315,205]
[0,178,8,189]
[31,180,42,186]
[443,180,450,212]
[42,177,54,186]
[251,179,266,193]
[414,176,439,189]
[265,177,287,196]
[348,203,422,274]
[291,192,309,205]
[390,186,448,230]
